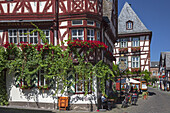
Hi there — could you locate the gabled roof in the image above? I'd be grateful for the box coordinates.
[118,2,151,35]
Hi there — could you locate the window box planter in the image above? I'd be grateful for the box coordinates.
[131,47,140,52]
[119,48,128,54]
[131,68,140,72]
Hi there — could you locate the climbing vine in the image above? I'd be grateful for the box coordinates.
[0,23,115,98]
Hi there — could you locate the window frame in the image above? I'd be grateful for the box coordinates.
[18,29,28,43]
[28,29,38,44]
[71,29,84,40]
[87,20,94,26]
[87,29,94,41]
[8,29,17,44]
[131,56,140,68]
[41,30,50,44]
[126,21,133,30]
[120,38,128,48]
[97,31,100,41]
[72,20,83,25]
[75,74,92,94]
[132,37,140,47]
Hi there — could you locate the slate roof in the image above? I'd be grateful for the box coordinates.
[150,61,159,68]
[118,2,151,35]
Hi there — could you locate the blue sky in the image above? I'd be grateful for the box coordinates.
[118,0,170,62]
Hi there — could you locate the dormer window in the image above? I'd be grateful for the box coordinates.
[126,21,133,30]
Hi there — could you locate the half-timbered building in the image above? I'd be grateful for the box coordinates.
[114,2,152,76]
[0,0,118,111]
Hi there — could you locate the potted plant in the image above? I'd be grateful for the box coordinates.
[142,91,148,100]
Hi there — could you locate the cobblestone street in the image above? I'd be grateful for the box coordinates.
[105,87,170,113]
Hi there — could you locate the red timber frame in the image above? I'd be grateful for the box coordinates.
[114,32,152,72]
[0,0,57,20]
[0,0,58,45]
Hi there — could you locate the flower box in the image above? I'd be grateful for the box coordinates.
[131,68,140,72]
[119,48,128,54]
[131,47,140,52]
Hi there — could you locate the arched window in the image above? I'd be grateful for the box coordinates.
[126,21,133,30]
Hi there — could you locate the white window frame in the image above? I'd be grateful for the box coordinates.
[72,20,83,25]
[127,22,133,29]
[72,29,84,40]
[41,30,50,44]
[87,20,94,26]
[39,69,49,86]
[132,56,140,68]
[8,29,17,44]
[29,29,38,44]
[87,29,94,40]
[18,29,27,43]
[120,38,127,48]
[132,37,139,47]
[76,74,91,93]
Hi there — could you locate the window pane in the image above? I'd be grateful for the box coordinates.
[30,37,33,43]
[78,30,83,35]
[34,37,38,43]
[87,20,94,25]
[24,37,27,42]
[72,20,82,25]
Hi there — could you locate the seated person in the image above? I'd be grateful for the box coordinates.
[101,94,107,103]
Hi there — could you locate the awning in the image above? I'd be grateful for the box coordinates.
[129,78,140,84]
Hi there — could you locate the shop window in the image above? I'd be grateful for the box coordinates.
[87,29,94,40]
[72,20,83,25]
[72,29,84,40]
[132,56,140,68]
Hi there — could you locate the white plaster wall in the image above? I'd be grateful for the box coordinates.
[30,2,37,13]
[54,30,57,46]
[141,55,147,59]
[9,3,16,13]
[6,73,57,104]
[2,3,7,13]
[140,42,144,47]
[69,77,98,105]
[0,30,6,44]
[59,28,68,46]
[47,1,52,13]
[39,1,46,13]
[60,21,68,27]
[144,66,149,71]
[144,47,149,51]
[145,41,149,46]
[6,72,98,105]
[141,60,145,65]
